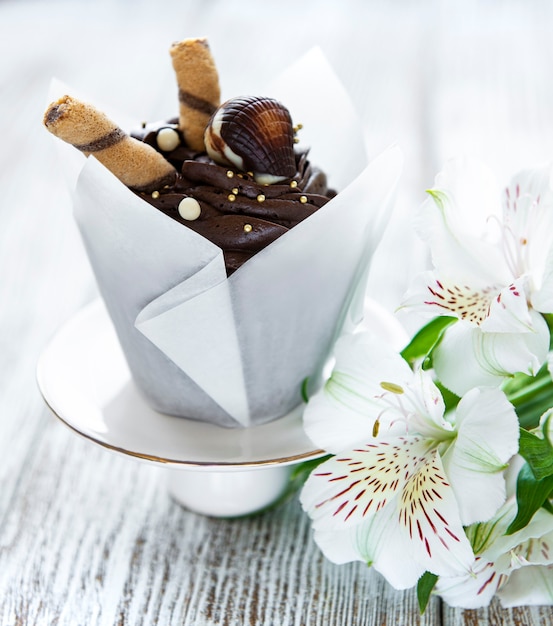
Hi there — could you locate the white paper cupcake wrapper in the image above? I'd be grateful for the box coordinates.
[63,49,403,427]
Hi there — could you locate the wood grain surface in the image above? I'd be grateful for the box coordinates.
[1,0,553,624]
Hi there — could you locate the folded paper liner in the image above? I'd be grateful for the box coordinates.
[62,49,403,427]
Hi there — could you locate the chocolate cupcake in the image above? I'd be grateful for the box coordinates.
[44,40,402,427]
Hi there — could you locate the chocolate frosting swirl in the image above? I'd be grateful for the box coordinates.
[132,121,335,274]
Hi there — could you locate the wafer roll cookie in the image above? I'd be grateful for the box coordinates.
[43,96,177,193]
[170,38,221,151]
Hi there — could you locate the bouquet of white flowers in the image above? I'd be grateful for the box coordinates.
[299,156,553,610]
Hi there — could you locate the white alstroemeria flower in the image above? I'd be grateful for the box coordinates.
[300,332,519,590]
[402,157,553,395]
[435,484,553,608]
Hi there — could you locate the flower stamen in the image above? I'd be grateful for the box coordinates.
[380,381,404,394]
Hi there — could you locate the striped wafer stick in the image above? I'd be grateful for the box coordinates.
[43,95,177,193]
[170,38,221,152]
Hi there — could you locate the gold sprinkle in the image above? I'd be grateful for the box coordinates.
[226,170,234,178]
[300,195,308,204]
[290,180,298,188]
[244,224,253,233]
[232,187,239,194]
[228,193,236,202]
[294,123,303,131]
[293,137,300,144]
[247,171,254,177]
[257,194,266,203]
[151,190,160,199]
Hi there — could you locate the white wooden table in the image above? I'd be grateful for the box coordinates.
[1,0,552,623]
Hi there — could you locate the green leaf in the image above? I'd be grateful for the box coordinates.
[435,381,461,413]
[518,415,553,480]
[506,462,553,534]
[400,316,457,368]
[301,377,310,403]
[514,391,553,430]
[417,571,438,613]
[505,366,553,430]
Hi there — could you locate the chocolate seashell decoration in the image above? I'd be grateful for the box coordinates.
[204,96,297,184]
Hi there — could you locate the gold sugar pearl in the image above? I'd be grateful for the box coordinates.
[228,193,236,202]
[294,123,303,132]
[226,170,234,178]
[257,194,266,203]
[232,188,239,194]
[290,180,298,188]
[293,137,300,144]
[151,191,160,199]
[300,195,308,204]
[244,224,253,233]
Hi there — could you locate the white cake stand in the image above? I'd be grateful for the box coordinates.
[36,300,327,517]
